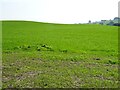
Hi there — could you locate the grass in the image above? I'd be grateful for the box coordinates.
[2,21,118,88]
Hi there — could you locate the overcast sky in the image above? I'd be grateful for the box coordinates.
[0,0,119,24]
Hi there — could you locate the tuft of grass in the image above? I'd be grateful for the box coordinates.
[108,60,118,64]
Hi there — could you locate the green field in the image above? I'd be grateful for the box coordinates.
[2,21,118,88]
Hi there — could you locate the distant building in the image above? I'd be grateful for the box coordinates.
[86,17,120,26]
[98,17,120,26]
[101,20,107,22]
[100,20,107,25]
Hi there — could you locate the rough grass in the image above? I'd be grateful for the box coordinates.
[2,21,118,88]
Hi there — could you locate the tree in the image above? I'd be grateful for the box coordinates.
[88,20,91,24]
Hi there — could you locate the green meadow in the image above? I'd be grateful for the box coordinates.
[2,21,118,88]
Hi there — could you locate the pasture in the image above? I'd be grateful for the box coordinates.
[2,21,118,88]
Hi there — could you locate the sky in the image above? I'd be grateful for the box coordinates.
[0,0,119,24]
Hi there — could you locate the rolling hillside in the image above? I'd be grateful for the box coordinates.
[2,21,118,88]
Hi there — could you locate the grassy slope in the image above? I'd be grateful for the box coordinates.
[2,21,118,88]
